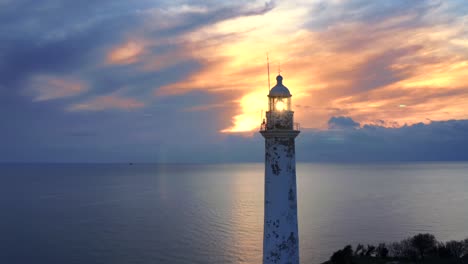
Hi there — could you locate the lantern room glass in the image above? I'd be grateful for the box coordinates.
[269,97,291,112]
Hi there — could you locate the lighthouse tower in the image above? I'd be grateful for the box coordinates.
[260,75,300,264]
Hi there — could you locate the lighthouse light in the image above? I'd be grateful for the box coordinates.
[275,99,285,111]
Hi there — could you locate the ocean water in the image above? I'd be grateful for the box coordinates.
[1,163,467,264]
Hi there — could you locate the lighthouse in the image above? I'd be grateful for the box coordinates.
[260,75,300,264]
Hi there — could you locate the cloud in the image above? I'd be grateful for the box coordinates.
[107,41,145,65]
[68,94,144,111]
[117,117,468,163]
[306,0,438,29]
[328,116,360,130]
[296,117,468,162]
[27,75,88,101]
[1,0,468,162]
[183,103,226,112]
[156,0,468,132]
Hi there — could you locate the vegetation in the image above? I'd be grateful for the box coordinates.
[322,233,468,264]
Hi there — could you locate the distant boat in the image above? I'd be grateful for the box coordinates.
[129,162,133,165]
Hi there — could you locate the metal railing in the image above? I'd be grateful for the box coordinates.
[259,122,301,131]
[294,122,300,130]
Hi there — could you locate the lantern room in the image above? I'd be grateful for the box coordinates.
[268,75,291,112]
[261,74,298,131]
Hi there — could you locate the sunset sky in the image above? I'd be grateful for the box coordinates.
[1,0,468,162]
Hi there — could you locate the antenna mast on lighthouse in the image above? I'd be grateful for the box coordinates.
[267,53,271,92]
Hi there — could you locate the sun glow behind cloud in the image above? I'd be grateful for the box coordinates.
[3,0,468,163]
[153,0,468,132]
[155,4,315,132]
[22,1,467,133]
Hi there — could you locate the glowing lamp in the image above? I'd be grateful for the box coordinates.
[275,99,285,111]
[268,75,291,112]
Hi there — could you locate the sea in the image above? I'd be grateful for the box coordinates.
[1,162,467,264]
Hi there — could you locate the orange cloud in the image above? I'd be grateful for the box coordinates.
[28,75,87,101]
[68,94,144,111]
[152,2,468,132]
[107,41,145,65]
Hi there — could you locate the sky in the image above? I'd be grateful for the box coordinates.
[1,0,468,163]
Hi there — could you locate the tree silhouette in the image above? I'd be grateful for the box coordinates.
[463,239,468,257]
[330,245,354,264]
[364,244,375,257]
[410,233,437,259]
[445,240,465,258]
[326,234,468,263]
[354,244,364,256]
[376,243,388,258]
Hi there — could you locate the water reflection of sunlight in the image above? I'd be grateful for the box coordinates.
[225,163,264,264]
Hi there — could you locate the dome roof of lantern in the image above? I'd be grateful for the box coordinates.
[269,75,291,97]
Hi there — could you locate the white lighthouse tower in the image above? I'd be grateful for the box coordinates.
[260,75,300,264]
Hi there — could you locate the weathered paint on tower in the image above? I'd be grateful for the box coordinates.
[260,75,300,264]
